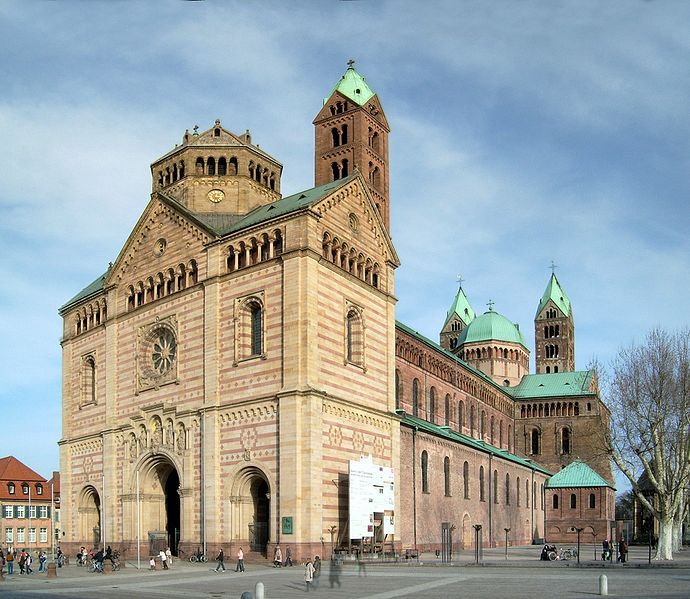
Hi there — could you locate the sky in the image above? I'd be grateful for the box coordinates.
[1,1,688,486]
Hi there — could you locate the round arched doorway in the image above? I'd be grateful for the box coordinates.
[231,467,271,556]
[78,485,101,549]
[137,455,181,555]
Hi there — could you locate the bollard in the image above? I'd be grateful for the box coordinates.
[240,592,253,599]
[599,574,608,596]
[46,563,58,579]
[255,581,265,599]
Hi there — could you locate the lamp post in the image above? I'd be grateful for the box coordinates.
[592,531,598,561]
[575,528,583,565]
[504,528,511,560]
[328,526,337,560]
[473,524,483,564]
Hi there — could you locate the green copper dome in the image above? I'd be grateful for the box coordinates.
[458,308,528,348]
[324,64,376,107]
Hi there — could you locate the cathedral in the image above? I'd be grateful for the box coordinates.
[58,64,614,560]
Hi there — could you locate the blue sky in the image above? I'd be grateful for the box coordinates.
[1,1,688,485]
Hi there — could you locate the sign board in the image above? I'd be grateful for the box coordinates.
[282,516,293,535]
[348,456,394,540]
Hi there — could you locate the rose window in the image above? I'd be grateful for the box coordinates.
[152,329,176,375]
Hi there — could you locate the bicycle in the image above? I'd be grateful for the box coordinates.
[189,548,207,563]
[548,547,577,560]
[89,559,104,573]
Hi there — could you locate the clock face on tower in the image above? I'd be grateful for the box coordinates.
[208,189,225,204]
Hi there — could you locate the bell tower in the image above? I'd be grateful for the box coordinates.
[313,61,391,230]
[534,270,575,373]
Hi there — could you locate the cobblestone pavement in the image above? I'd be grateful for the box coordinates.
[1,546,688,599]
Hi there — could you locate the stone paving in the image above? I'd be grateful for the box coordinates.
[1,546,688,598]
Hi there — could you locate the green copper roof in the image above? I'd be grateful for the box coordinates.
[536,273,571,318]
[59,270,109,313]
[324,66,376,107]
[546,460,614,489]
[457,309,528,349]
[401,413,552,476]
[442,285,476,329]
[508,371,595,399]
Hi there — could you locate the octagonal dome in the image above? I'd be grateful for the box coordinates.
[457,309,527,349]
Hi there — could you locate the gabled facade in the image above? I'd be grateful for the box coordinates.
[0,456,55,551]
[439,284,475,351]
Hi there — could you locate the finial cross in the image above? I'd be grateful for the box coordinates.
[456,274,465,289]
[549,260,558,275]
[487,299,495,311]
[347,59,355,69]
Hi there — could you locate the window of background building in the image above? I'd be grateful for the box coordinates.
[17,527,25,543]
[3,505,12,518]
[29,527,36,543]
[17,506,25,518]
[29,506,36,519]
[39,505,48,518]
[40,527,48,543]
[5,528,14,544]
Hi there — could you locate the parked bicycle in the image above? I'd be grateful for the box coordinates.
[189,547,208,563]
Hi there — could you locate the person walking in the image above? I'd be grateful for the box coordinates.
[160,549,169,570]
[284,545,293,567]
[25,552,33,575]
[6,550,14,575]
[38,551,47,573]
[215,548,225,572]
[273,545,282,568]
[165,547,173,568]
[312,556,321,589]
[619,538,628,563]
[304,558,315,592]
[235,547,245,572]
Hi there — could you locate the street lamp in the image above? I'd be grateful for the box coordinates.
[504,528,511,560]
[473,524,483,564]
[328,526,337,560]
[575,528,584,565]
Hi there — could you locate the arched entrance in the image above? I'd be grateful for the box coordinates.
[137,455,181,555]
[231,467,271,556]
[78,486,101,549]
[462,513,472,549]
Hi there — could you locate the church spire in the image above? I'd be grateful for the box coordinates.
[313,62,391,230]
[535,271,575,374]
[439,279,475,351]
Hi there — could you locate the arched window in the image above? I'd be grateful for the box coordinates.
[8,483,15,494]
[541,484,545,510]
[429,387,436,423]
[533,481,537,508]
[345,307,364,366]
[531,429,540,455]
[444,456,451,497]
[331,161,340,181]
[553,494,559,509]
[229,156,238,175]
[493,469,498,504]
[250,303,262,356]
[341,124,348,144]
[470,405,475,436]
[505,473,510,504]
[458,400,464,431]
[570,493,577,509]
[195,157,204,175]
[463,461,469,499]
[479,466,485,502]
[480,410,486,438]
[517,476,521,506]
[589,493,596,509]
[36,483,43,495]
[207,157,216,176]
[412,379,419,417]
[341,159,349,177]
[83,355,96,404]
[499,420,504,448]
[22,483,29,495]
[218,157,227,175]
[395,370,401,409]
[490,415,495,444]
[421,451,429,493]
[526,479,530,507]
[444,394,450,426]
[561,428,571,455]
[508,424,512,452]
[331,127,340,147]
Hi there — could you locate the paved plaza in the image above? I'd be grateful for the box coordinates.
[1,546,689,599]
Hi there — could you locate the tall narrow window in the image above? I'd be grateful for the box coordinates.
[570,493,577,509]
[470,406,475,436]
[505,473,511,504]
[531,429,540,455]
[479,466,485,502]
[83,356,96,405]
[445,394,450,426]
[250,303,262,356]
[493,470,498,504]
[526,480,530,507]
[429,387,436,423]
[421,451,429,493]
[553,494,559,509]
[345,308,363,365]
[463,461,469,499]
[589,493,596,509]
[517,477,521,506]
[561,428,571,455]
[207,157,216,176]
[395,370,401,410]
[412,379,419,417]
[444,457,451,497]
[458,400,464,431]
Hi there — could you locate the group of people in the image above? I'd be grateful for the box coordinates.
[602,538,628,563]
[0,548,52,574]
[214,547,245,572]
[272,545,325,591]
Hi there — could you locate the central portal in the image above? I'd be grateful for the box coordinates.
[164,469,181,554]
[249,478,269,553]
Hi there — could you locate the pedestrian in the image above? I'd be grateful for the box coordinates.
[25,552,33,575]
[602,539,610,561]
[273,545,282,568]
[160,549,169,570]
[235,547,245,572]
[329,556,342,588]
[304,558,315,592]
[149,557,156,570]
[284,544,293,567]
[619,538,628,563]
[38,550,47,573]
[18,550,26,574]
[215,548,225,572]
[6,550,14,575]
[165,547,173,568]
[313,555,321,589]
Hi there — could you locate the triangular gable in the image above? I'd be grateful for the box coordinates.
[0,456,46,482]
[312,171,399,267]
[313,91,390,131]
[106,193,219,288]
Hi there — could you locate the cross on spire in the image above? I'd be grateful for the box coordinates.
[456,274,465,289]
[347,59,355,69]
[549,260,558,275]
[487,299,495,311]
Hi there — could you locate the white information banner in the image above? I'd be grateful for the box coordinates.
[348,456,395,540]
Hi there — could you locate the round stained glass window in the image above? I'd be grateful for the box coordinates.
[152,329,176,375]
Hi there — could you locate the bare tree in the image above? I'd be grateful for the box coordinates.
[602,328,690,560]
